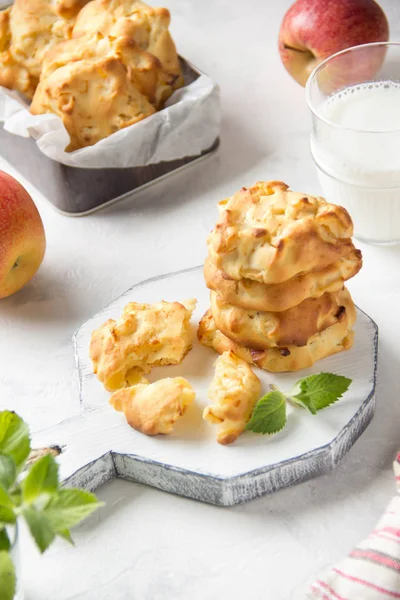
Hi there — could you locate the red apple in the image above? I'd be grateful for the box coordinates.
[278,0,389,86]
[0,171,46,299]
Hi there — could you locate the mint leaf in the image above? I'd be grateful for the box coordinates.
[286,395,307,409]
[22,507,55,554]
[22,454,59,504]
[0,550,16,600]
[0,485,15,527]
[0,412,30,472]
[291,372,352,414]
[0,486,13,510]
[58,529,74,545]
[0,529,10,551]
[0,456,16,491]
[10,488,22,509]
[246,391,287,434]
[44,489,103,532]
[0,508,16,527]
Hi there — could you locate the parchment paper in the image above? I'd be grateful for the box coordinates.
[0,61,221,169]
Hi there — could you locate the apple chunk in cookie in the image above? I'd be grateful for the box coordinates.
[110,377,195,436]
[204,351,261,445]
[90,298,197,391]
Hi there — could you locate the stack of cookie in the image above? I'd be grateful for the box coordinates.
[198,180,362,372]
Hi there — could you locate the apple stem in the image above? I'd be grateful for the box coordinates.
[283,43,313,58]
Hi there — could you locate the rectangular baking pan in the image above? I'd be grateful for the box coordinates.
[0,57,220,216]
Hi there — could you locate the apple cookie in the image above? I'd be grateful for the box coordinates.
[0,0,88,99]
[90,298,196,391]
[198,305,355,373]
[203,351,261,445]
[210,287,352,349]
[31,49,156,151]
[204,251,362,313]
[110,376,195,436]
[207,180,355,285]
[71,0,183,101]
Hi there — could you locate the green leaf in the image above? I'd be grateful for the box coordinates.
[57,529,74,545]
[0,509,15,527]
[0,529,10,552]
[286,395,307,409]
[0,487,13,510]
[0,550,16,600]
[45,489,103,533]
[10,488,22,509]
[245,391,287,434]
[22,454,59,504]
[0,456,16,491]
[0,412,30,472]
[0,486,15,527]
[22,507,55,554]
[291,372,352,414]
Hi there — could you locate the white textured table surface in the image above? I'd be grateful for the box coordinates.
[1,0,400,598]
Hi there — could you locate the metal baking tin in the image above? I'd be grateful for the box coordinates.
[0,58,220,216]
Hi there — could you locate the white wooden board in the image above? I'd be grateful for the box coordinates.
[33,266,378,506]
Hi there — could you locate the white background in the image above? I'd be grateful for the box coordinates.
[1,0,400,598]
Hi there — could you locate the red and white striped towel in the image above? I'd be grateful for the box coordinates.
[309,453,400,599]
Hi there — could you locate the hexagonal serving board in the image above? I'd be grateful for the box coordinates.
[33,266,378,506]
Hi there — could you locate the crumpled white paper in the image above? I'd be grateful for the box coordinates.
[0,64,221,169]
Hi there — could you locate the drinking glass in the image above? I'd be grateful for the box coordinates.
[306,42,400,245]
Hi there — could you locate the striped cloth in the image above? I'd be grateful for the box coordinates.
[309,453,400,599]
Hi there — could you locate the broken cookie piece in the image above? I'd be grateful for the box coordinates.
[90,298,197,391]
[203,351,261,445]
[110,377,195,436]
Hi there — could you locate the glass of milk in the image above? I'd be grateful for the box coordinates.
[306,42,400,245]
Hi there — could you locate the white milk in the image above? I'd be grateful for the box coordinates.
[310,81,400,243]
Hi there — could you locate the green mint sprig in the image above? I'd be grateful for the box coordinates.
[246,372,352,435]
[0,411,104,600]
[246,390,287,434]
[290,372,352,415]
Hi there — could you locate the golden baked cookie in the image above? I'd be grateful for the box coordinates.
[0,8,11,53]
[125,368,149,386]
[207,181,355,285]
[204,250,362,313]
[53,0,90,19]
[198,305,356,373]
[40,32,169,110]
[203,351,261,445]
[0,6,35,97]
[110,376,195,436]
[72,0,183,106]
[0,7,35,97]
[0,0,87,99]
[210,287,353,349]
[90,298,196,391]
[30,53,156,150]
